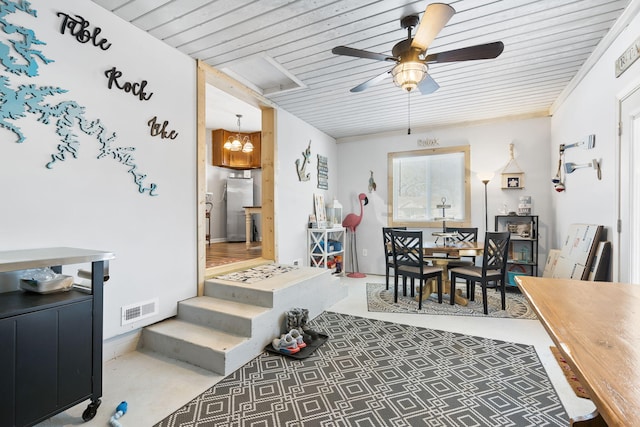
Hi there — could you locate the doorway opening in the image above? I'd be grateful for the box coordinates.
[197,61,276,293]
[617,82,640,283]
[204,84,263,269]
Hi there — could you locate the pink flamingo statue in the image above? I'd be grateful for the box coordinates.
[342,193,368,278]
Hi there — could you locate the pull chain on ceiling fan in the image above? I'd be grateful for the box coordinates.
[331,3,504,95]
[407,90,412,134]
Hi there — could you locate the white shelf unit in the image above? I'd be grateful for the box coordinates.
[307,227,345,275]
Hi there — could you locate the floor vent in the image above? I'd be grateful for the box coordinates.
[121,298,159,326]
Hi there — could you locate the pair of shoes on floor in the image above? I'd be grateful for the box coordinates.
[286,308,321,344]
[272,329,307,355]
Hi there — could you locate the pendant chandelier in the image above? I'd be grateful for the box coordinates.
[223,114,254,153]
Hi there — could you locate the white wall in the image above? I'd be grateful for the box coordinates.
[551,8,640,281]
[336,117,552,276]
[274,109,338,265]
[0,1,197,339]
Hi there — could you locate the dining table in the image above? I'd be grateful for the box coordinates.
[517,276,640,426]
[420,240,484,306]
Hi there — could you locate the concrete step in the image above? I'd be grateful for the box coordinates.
[142,319,249,375]
[178,296,270,337]
[142,266,348,375]
[204,266,341,307]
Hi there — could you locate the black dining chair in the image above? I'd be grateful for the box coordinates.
[382,226,406,290]
[444,227,478,265]
[391,229,444,309]
[444,227,478,292]
[449,231,510,315]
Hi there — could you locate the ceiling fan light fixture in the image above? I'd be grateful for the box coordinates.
[392,61,427,92]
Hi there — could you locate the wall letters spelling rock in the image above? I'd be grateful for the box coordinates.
[104,67,153,101]
[57,12,111,51]
[148,116,178,140]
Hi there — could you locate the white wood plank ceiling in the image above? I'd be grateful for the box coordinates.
[92,0,634,139]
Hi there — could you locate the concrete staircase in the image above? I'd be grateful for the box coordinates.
[141,266,347,375]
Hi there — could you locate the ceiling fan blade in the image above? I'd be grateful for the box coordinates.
[332,46,395,62]
[350,70,391,92]
[418,74,439,95]
[411,3,455,52]
[424,41,504,63]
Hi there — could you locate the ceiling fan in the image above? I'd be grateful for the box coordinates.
[331,3,504,94]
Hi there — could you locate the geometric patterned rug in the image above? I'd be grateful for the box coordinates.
[367,282,538,319]
[214,264,298,283]
[154,312,567,426]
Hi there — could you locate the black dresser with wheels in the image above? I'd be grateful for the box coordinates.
[0,248,114,427]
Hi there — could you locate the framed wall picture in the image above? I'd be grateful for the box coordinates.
[502,173,524,189]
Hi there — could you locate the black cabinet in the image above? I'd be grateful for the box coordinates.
[0,248,113,427]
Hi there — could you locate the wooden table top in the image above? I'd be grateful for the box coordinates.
[517,276,640,427]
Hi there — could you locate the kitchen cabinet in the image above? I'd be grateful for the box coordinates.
[0,247,114,426]
[494,215,538,286]
[211,129,261,169]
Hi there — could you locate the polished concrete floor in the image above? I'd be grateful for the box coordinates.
[39,275,595,426]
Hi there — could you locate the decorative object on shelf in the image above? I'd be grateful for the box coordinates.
[501,143,524,189]
[317,154,328,189]
[342,193,368,278]
[518,196,532,215]
[477,172,494,231]
[368,170,377,192]
[432,197,458,246]
[295,140,311,181]
[326,198,343,227]
[224,114,253,153]
[565,159,602,180]
[313,193,327,227]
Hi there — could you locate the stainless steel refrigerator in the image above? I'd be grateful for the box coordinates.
[226,177,254,242]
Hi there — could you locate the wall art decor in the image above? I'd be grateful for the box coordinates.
[148,116,178,140]
[616,33,640,77]
[104,66,154,101]
[56,11,112,51]
[417,137,439,147]
[501,143,524,189]
[295,140,311,181]
[317,154,328,189]
[368,170,377,192]
[0,2,158,196]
